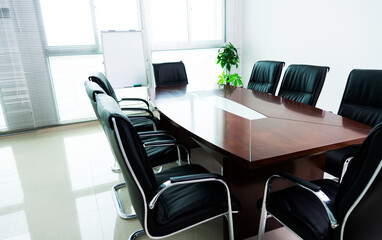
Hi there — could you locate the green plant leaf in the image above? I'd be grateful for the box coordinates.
[217,42,241,85]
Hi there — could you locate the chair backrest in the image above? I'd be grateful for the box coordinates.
[333,122,382,239]
[84,81,106,119]
[88,72,119,102]
[338,69,382,127]
[247,60,285,94]
[278,64,329,106]
[152,61,188,87]
[96,93,157,227]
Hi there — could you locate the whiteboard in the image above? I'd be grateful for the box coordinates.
[101,31,147,88]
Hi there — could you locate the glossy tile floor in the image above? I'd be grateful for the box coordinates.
[0,121,299,240]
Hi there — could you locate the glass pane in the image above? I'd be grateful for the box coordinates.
[93,0,140,32]
[49,55,104,121]
[152,49,221,88]
[40,0,95,46]
[149,0,188,42]
[189,0,223,41]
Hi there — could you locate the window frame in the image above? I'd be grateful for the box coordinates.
[38,0,143,56]
[35,0,143,121]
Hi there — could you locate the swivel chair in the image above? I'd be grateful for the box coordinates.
[85,82,190,219]
[88,72,159,131]
[97,93,240,240]
[85,81,188,166]
[258,122,382,240]
[325,69,382,179]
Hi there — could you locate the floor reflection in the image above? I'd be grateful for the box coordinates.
[0,121,297,240]
[0,147,23,208]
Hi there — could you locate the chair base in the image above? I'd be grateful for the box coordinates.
[129,229,145,240]
[112,182,137,219]
[153,165,163,173]
[111,160,121,173]
[111,166,121,173]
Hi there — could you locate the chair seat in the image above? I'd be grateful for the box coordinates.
[149,164,241,236]
[129,117,160,132]
[260,179,339,240]
[325,145,360,178]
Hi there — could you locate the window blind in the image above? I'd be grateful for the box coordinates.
[0,0,57,133]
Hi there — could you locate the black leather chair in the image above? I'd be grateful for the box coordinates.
[88,72,159,131]
[278,64,329,106]
[247,60,285,94]
[325,69,382,179]
[258,122,382,240]
[85,81,188,165]
[96,93,240,240]
[85,81,190,165]
[85,82,190,218]
[152,61,188,87]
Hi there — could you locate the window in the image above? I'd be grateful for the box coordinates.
[189,0,224,41]
[49,55,104,121]
[146,0,225,85]
[93,0,140,33]
[39,0,141,121]
[39,0,95,46]
[150,0,188,43]
[0,0,228,133]
[152,49,222,88]
[147,0,225,50]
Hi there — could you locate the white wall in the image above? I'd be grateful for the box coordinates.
[226,0,243,75]
[241,0,382,112]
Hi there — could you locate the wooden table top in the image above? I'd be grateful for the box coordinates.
[149,85,371,169]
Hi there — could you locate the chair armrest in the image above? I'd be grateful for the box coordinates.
[149,173,229,210]
[138,130,175,139]
[264,172,338,229]
[143,139,182,148]
[170,173,225,183]
[119,98,150,109]
[272,172,321,191]
[120,107,155,119]
[127,114,157,128]
[143,140,191,164]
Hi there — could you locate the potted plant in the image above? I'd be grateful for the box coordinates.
[217,42,242,87]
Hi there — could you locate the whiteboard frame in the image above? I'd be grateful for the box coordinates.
[101,30,148,88]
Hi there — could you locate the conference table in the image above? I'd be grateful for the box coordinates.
[147,84,371,239]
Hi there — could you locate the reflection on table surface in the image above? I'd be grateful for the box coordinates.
[149,85,371,168]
